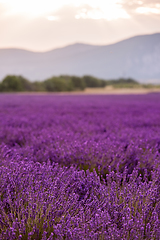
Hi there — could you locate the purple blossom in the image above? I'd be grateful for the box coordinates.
[0,93,160,239]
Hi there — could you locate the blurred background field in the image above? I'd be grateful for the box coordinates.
[1,74,160,94]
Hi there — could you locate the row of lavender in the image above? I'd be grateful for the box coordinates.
[0,94,160,239]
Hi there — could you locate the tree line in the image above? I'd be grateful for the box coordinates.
[0,75,139,92]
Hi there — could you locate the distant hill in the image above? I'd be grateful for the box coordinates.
[0,33,160,83]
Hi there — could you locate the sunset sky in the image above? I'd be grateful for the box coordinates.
[0,0,160,51]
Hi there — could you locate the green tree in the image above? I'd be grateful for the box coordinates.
[82,75,100,88]
[0,75,33,92]
[18,76,33,91]
[82,75,107,88]
[32,81,46,92]
[59,75,74,91]
[70,76,86,90]
[44,77,68,92]
[0,75,23,92]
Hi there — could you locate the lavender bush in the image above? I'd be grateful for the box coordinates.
[0,93,160,239]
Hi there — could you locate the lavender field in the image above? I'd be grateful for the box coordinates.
[0,93,160,240]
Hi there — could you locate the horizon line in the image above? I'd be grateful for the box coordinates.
[0,31,159,53]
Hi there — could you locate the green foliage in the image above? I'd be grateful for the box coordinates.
[82,75,105,88]
[70,76,86,90]
[1,75,22,92]
[0,74,143,92]
[0,75,33,92]
[19,76,34,91]
[32,81,46,92]
[141,84,159,89]
[107,78,140,88]
[44,77,69,92]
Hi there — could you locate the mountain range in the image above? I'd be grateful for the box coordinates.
[0,33,160,83]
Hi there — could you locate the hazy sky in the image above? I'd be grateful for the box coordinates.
[0,0,160,51]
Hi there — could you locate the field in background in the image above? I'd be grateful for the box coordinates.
[1,74,160,93]
[16,85,160,95]
[84,85,160,94]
